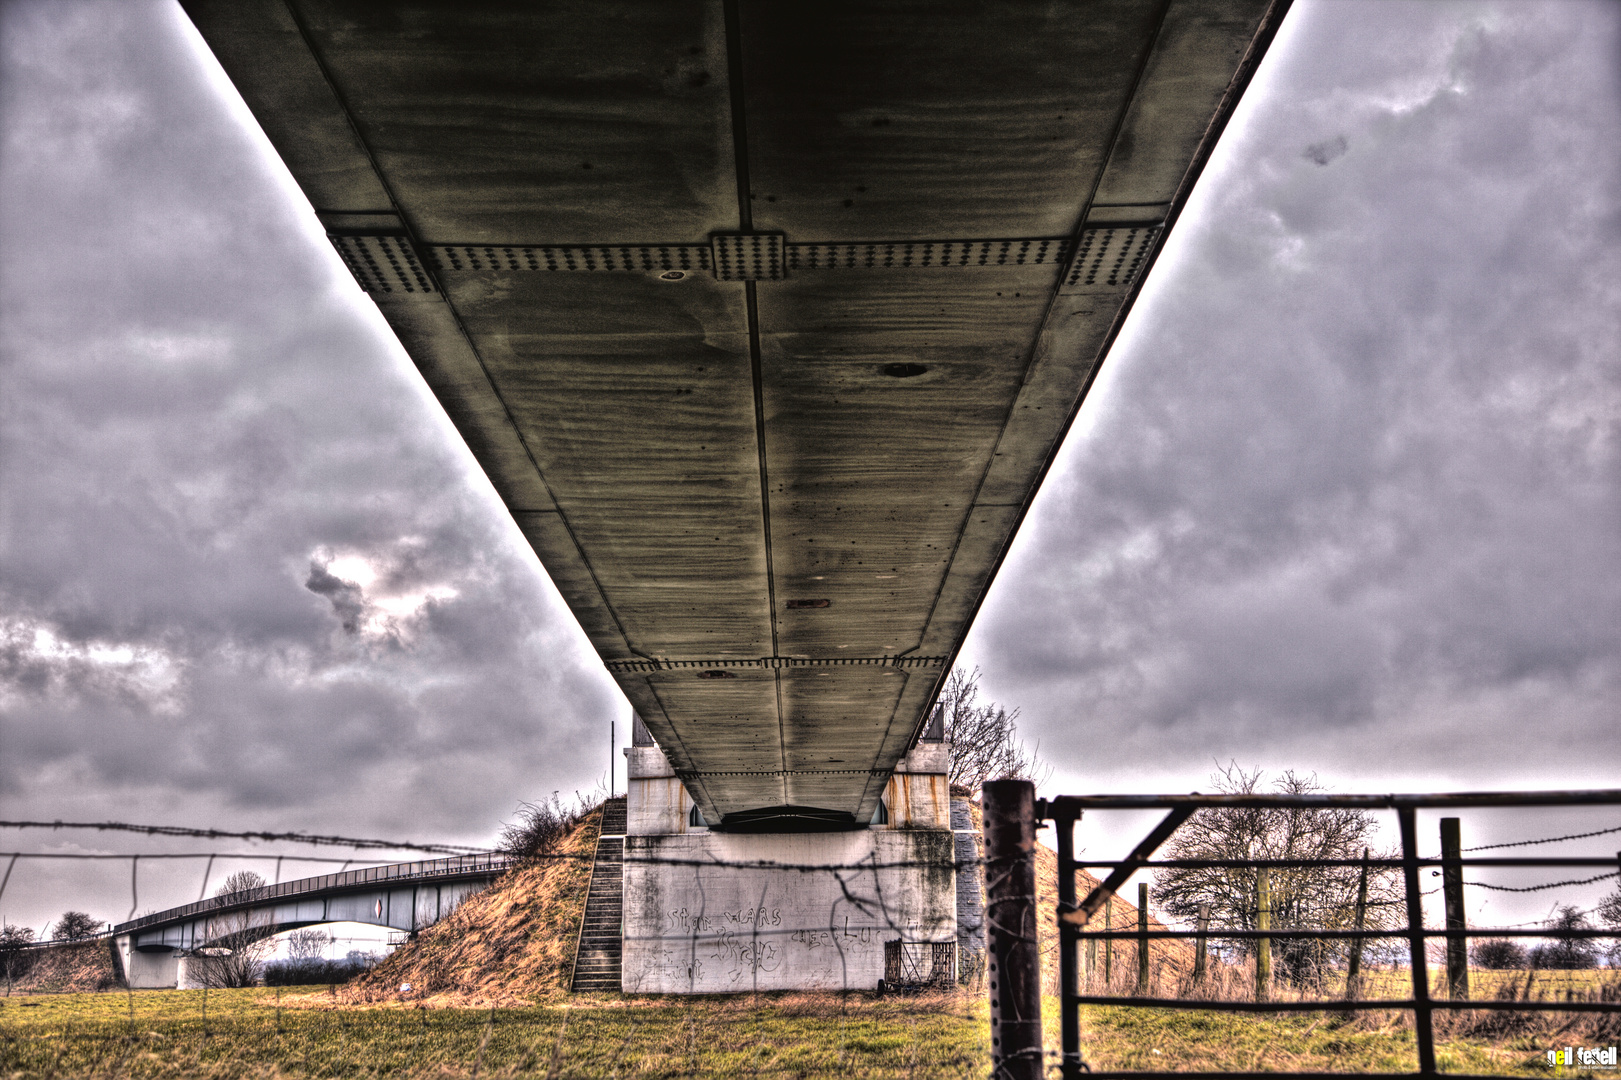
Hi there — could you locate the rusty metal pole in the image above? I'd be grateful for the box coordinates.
[984,779,1042,1080]
[1054,806,1083,1079]
[1440,818,1468,1000]
[1398,807,1438,1077]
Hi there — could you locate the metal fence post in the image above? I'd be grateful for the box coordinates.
[984,779,1042,1080]
[1137,882,1150,994]
[1440,817,1468,1000]
[1398,807,1437,1077]
[1054,806,1083,1079]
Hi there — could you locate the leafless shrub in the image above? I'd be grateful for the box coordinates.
[500,793,589,860]
[1471,937,1528,969]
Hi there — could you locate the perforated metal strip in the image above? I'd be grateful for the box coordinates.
[786,238,1071,271]
[328,233,437,296]
[605,655,946,674]
[1063,225,1162,288]
[430,243,712,274]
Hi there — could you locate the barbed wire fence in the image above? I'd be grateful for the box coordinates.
[0,807,1617,1078]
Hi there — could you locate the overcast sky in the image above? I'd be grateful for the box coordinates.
[1,1,1617,932]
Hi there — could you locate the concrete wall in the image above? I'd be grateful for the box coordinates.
[950,797,986,982]
[621,828,957,993]
[621,740,958,994]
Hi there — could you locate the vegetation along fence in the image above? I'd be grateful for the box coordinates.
[982,780,1621,1080]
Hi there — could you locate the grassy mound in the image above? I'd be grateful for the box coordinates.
[336,805,602,1008]
[7,939,120,994]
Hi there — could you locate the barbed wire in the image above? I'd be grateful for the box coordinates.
[0,820,484,855]
[1459,821,1621,853]
[1467,870,1621,893]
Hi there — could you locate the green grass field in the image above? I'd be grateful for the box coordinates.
[0,983,1611,1078]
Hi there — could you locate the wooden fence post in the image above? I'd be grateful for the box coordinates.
[984,779,1042,1080]
[1192,904,1210,986]
[1345,848,1370,1004]
[1137,882,1150,994]
[1104,905,1113,988]
[1441,818,1468,1000]
[1256,867,1271,1002]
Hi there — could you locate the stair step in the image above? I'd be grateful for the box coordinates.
[570,800,628,993]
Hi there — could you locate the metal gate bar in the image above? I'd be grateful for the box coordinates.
[983,783,1621,1080]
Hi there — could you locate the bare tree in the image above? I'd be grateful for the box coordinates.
[936,666,1046,792]
[51,911,101,941]
[286,928,332,962]
[1,924,35,992]
[1597,884,1621,966]
[188,870,276,988]
[1531,905,1600,970]
[189,908,275,989]
[1149,764,1404,984]
[216,870,268,898]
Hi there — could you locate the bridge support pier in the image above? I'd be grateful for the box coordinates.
[619,739,960,994]
[113,936,182,989]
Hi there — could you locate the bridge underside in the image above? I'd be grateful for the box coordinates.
[183,0,1286,826]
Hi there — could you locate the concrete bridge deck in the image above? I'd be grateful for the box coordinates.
[181,1,1289,828]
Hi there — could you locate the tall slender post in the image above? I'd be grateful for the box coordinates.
[1398,807,1437,1077]
[1087,936,1098,989]
[984,780,1042,1080]
[1137,883,1150,994]
[609,719,615,797]
[1255,867,1271,1001]
[1104,906,1113,988]
[1192,904,1210,986]
[1055,807,1083,1079]
[1345,848,1370,1003]
[1440,818,1468,1000]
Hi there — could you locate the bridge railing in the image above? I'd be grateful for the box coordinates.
[113,851,513,935]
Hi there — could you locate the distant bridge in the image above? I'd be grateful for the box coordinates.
[111,853,511,988]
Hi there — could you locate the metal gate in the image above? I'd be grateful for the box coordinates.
[982,780,1621,1080]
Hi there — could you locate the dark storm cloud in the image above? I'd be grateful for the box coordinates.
[0,0,624,928]
[964,1,1621,789]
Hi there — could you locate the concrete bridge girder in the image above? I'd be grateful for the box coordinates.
[179,0,1292,829]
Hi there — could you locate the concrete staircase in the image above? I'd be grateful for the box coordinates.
[570,796,626,992]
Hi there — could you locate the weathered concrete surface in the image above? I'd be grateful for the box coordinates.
[621,829,956,993]
[621,736,957,992]
[182,1,1289,826]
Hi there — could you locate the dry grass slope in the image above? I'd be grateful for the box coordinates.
[335,805,602,1008]
[7,940,120,994]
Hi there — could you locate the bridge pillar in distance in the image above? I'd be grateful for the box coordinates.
[113,935,181,990]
